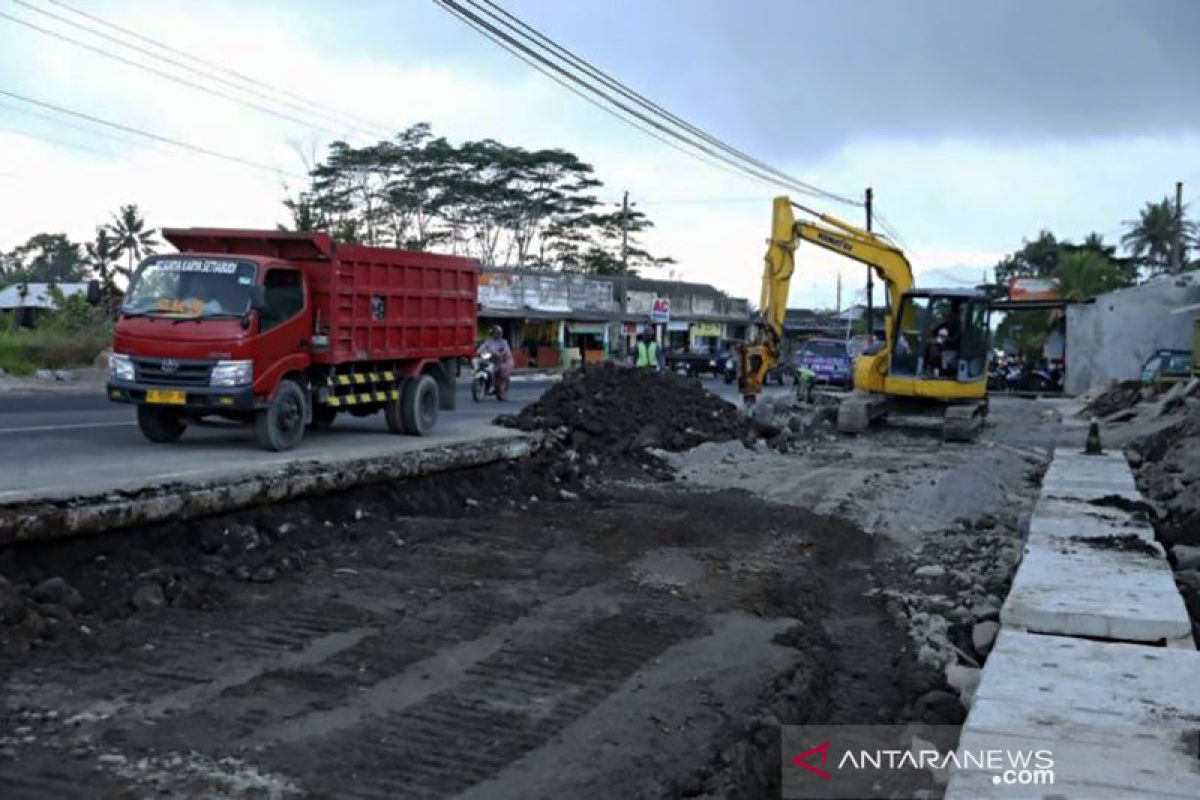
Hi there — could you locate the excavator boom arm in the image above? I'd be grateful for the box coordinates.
[739,196,915,401]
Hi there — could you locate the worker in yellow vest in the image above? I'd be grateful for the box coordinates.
[634,329,659,369]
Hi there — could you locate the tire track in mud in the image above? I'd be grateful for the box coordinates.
[1,486,850,799]
[274,600,706,800]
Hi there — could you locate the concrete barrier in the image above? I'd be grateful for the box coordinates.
[947,630,1200,798]
[0,434,535,547]
[947,447,1200,798]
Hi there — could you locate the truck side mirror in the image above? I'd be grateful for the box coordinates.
[250,285,267,311]
[86,279,102,305]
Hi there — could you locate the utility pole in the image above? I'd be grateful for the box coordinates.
[864,187,874,343]
[1172,181,1184,274]
[620,190,630,274]
[835,272,842,314]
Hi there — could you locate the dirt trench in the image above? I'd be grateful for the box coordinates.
[0,455,960,800]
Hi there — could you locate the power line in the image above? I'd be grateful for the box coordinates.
[470,0,860,207]
[872,209,909,251]
[638,196,773,206]
[44,0,392,138]
[434,0,861,205]
[0,122,117,158]
[430,0,756,186]
[0,87,304,179]
[13,0,378,142]
[0,8,348,139]
[0,97,151,150]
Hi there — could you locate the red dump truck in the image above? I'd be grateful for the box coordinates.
[107,229,478,451]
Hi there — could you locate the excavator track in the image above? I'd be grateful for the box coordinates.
[836,392,888,434]
[942,402,985,442]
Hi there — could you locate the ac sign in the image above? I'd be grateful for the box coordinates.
[650,296,671,323]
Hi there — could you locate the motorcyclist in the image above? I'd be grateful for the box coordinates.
[477,325,514,393]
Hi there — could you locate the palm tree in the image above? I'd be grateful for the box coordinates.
[108,204,160,280]
[1121,197,1182,275]
[84,227,121,313]
[1054,250,1122,301]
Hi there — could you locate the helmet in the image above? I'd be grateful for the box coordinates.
[489,325,503,337]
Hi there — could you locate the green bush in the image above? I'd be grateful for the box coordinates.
[0,287,113,375]
[0,326,112,374]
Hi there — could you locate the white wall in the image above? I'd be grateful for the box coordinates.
[1066,273,1199,394]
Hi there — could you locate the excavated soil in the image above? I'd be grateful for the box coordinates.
[496,364,751,481]
[1130,403,1200,640]
[1080,380,1143,418]
[0,467,949,800]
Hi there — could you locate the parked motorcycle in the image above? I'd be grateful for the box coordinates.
[471,352,505,401]
[987,362,1063,393]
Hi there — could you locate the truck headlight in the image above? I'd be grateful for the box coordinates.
[210,360,253,387]
[109,353,135,382]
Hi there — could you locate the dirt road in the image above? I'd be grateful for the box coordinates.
[0,395,1055,799]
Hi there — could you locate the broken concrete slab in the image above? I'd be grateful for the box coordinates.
[1027,496,1156,544]
[0,432,535,546]
[946,630,1200,799]
[1002,537,1193,647]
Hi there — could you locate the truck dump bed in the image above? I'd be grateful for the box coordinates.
[162,229,478,366]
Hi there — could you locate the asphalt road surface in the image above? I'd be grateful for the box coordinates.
[0,376,759,501]
[0,380,553,501]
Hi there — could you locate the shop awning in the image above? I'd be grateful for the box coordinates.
[567,322,607,334]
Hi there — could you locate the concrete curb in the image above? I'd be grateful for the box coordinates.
[0,434,536,547]
[947,445,1200,798]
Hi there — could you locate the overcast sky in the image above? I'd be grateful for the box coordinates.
[1,0,1198,308]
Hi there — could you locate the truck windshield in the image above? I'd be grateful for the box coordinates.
[123,257,257,318]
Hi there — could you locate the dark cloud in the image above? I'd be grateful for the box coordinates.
[485,0,1200,157]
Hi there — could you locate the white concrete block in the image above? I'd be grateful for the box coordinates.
[946,631,1200,799]
[1040,451,1140,498]
[1003,541,1192,646]
[977,631,1200,717]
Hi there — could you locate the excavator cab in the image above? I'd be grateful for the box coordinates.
[889,289,991,386]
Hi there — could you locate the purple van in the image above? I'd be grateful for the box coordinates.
[795,338,854,387]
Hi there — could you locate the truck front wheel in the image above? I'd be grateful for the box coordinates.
[402,374,439,435]
[255,380,306,451]
[137,406,185,443]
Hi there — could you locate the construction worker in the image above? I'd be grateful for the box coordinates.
[634,329,659,369]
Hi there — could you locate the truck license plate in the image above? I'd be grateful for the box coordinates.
[146,389,186,405]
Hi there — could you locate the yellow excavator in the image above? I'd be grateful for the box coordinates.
[738,197,990,441]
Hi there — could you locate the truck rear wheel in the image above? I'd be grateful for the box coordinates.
[255,380,306,451]
[137,406,185,443]
[402,374,439,436]
[385,378,410,434]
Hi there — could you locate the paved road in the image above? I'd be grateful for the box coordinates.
[0,376,765,502]
[0,381,552,501]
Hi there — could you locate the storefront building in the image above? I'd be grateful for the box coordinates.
[478,268,751,368]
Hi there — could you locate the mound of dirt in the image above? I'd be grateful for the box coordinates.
[1132,404,1200,547]
[1080,380,1143,418]
[495,365,750,478]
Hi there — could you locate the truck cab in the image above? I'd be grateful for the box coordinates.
[108,253,313,440]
